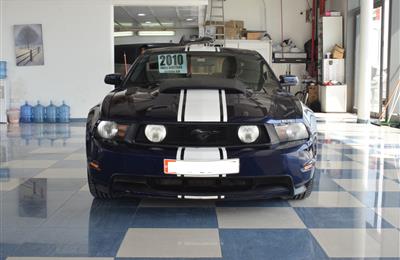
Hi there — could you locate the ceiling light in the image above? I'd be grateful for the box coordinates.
[138,30,175,36]
[114,31,134,37]
[161,22,174,26]
[145,21,152,24]
[138,13,146,16]
[186,18,194,21]
[119,22,133,27]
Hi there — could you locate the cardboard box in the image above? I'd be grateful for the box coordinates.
[332,44,345,59]
[225,20,244,29]
[225,27,241,39]
[307,84,319,104]
[246,32,263,40]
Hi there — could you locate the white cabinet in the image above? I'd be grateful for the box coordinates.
[225,40,272,64]
[322,16,343,55]
[320,84,347,112]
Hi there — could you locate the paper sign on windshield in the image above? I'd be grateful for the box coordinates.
[158,53,188,74]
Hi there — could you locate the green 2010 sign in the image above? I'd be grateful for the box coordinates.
[158,53,188,74]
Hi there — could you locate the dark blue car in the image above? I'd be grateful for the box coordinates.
[86,45,317,200]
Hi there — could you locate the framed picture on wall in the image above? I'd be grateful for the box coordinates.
[14,24,44,66]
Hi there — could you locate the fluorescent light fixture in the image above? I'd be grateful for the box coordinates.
[185,18,194,21]
[145,21,152,24]
[137,13,146,16]
[114,31,134,37]
[119,22,133,27]
[161,22,174,26]
[138,30,175,36]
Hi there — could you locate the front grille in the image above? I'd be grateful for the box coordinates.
[133,123,270,147]
[112,175,293,194]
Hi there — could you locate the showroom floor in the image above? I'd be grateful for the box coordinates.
[1,116,400,260]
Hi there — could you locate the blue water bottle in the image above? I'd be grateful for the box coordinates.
[46,101,57,123]
[0,61,6,79]
[20,101,33,123]
[57,101,70,123]
[32,101,45,123]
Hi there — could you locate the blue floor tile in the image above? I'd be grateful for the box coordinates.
[312,175,345,191]
[131,207,218,228]
[351,191,400,208]
[294,207,394,229]
[11,228,125,257]
[219,229,328,260]
[216,198,290,207]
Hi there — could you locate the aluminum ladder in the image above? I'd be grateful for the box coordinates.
[208,0,225,46]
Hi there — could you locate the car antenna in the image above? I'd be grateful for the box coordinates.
[123,52,128,75]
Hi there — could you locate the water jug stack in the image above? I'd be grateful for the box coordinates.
[20,101,33,123]
[32,101,45,123]
[57,101,70,123]
[45,101,57,123]
[18,101,71,124]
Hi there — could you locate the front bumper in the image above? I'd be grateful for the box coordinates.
[88,138,316,199]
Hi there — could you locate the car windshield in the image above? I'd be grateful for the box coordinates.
[125,52,280,91]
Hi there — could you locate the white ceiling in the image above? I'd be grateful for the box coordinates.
[114,6,203,30]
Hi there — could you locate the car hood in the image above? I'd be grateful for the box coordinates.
[103,87,303,123]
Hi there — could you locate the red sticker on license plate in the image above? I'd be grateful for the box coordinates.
[163,159,176,174]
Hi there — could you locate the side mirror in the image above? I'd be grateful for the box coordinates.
[104,73,123,86]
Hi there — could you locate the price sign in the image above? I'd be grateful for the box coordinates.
[158,53,188,74]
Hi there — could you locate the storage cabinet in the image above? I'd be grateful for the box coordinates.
[320,84,347,112]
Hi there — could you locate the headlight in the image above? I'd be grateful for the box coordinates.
[145,125,167,143]
[274,123,309,142]
[238,125,260,143]
[97,121,118,139]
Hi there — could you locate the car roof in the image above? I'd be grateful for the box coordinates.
[144,45,260,56]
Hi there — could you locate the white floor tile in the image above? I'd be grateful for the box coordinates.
[333,179,400,192]
[34,168,86,179]
[289,192,365,208]
[1,160,57,169]
[317,161,364,170]
[310,228,400,258]
[63,153,86,161]
[117,228,221,258]
[30,147,80,154]
[0,178,22,191]
[375,208,400,229]
[216,207,305,228]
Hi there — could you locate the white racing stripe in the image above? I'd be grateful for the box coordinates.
[175,88,229,176]
[221,89,228,122]
[177,89,185,122]
[184,89,221,122]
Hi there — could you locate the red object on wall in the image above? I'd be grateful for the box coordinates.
[319,0,326,16]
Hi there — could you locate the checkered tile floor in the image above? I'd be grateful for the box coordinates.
[1,119,400,260]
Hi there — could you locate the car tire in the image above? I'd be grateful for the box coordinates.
[87,169,113,199]
[291,178,314,200]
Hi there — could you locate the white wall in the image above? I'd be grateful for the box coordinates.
[222,0,312,89]
[114,29,198,45]
[0,0,114,118]
[223,0,312,48]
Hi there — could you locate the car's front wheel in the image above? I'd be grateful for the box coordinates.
[291,178,314,200]
[87,169,113,199]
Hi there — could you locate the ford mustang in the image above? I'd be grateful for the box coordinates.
[86,45,317,200]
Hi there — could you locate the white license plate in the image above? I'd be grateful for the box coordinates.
[164,159,239,176]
